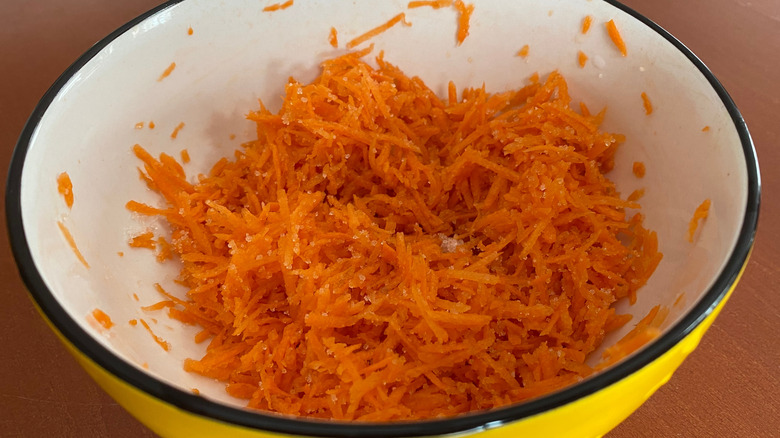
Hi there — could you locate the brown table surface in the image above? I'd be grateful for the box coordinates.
[1,1,778,437]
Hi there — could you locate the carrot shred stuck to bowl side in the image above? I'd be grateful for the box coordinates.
[130,51,661,421]
[606,19,627,57]
[57,172,74,208]
[688,199,711,243]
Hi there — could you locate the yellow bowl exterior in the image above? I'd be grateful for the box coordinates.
[39,259,742,438]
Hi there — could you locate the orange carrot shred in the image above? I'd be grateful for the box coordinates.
[454,0,474,46]
[135,122,144,129]
[687,199,711,243]
[149,121,156,129]
[328,27,339,48]
[171,122,186,139]
[263,0,293,12]
[129,319,138,326]
[57,172,74,209]
[517,44,529,58]
[129,53,661,421]
[408,0,453,8]
[347,13,411,49]
[641,92,653,115]
[140,318,171,351]
[192,388,201,395]
[187,26,193,35]
[92,309,114,329]
[632,161,646,178]
[181,149,191,163]
[577,50,588,68]
[57,220,89,269]
[118,251,125,257]
[158,62,176,81]
[702,126,710,132]
[129,231,157,249]
[582,15,592,34]
[132,293,139,301]
[627,188,645,202]
[606,19,627,56]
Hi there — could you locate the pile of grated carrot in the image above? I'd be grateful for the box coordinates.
[129,49,662,421]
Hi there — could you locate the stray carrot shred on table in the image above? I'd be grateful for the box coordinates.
[641,92,653,115]
[408,0,453,8]
[57,220,89,269]
[263,0,293,12]
[130,51,662,421]
[347,13,411,49]
[582,15,593,34]
[328,27,339,48]
[632,161,646,178]
[158,62,176,82]
[57,172,74,209]
[517,44,529,58]
[454,0,474,46]
[606,19,627,56]
[578,50,588,68]
[92,309,114,330]
[688,199,711,243]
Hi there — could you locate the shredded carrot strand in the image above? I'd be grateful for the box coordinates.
[577,51,588,68]
[640,92,653,115]
[57,220,89,269]
[149,121,156,129]
[347,13,411,49]
[263,0,293,12]
[158,62,176,81]
[408,0,453,8]
[582,15,592,34]
[632,161,645,178]
[328,27,339,48]
[517,44,529,58]
[130,53,661,421]
[702,125,710,132]
[454,0,474,46]
[187,26,193,35]
[688,199,711,243]
[57,172,74,209]
[140,318,171,351]
[92,309,114,329]
[135,122,144,129]
[606,19,627,56]
[171,122,186,139]
[129,231,157,249]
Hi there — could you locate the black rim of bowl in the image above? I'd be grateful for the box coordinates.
[5,1,761,437]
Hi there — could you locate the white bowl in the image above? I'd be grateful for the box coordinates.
[7,0,760,437]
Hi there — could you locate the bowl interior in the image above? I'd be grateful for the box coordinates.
[17,0,748,412]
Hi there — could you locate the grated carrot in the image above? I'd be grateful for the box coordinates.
[129,319,138,326]
[632,161,645,178]
[171,122,186,139]
[57,220,89,269]
[454,0,474,46]
[263,0,293,12]
[129,231,156,249]
[92,309,114,329]
[140,318,171,351]
[130,52,661,421]
[181,149,191,164]
[606,19,627,56]
[132,293,139,301]
[640,91,653,115]
[188,26,193,35]
[627,188,644,202]
[408,0,453,8]
[118,251,125,257]
[149,121,156,129]
[347,13,411,49]
[135,122,145,129]
[702,126,710,132]
[581,15,592,34]
[577,50,588,68]
[328,27,338,48]
[598,305,667,369]
[687,199,711,243]
[158,62,176,82]
[57,172,74,209]
[517,44,529,58]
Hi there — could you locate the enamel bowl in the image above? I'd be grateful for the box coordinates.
[6,0,759,437]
